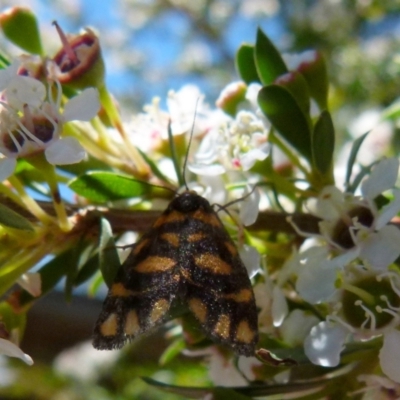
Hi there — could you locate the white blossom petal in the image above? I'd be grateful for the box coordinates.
[376,188,400,230]
[5,76,46,109]
[239,245,261,279]
[304,321,347,367]
[361,158,399,200]
[0,338,33,365]
[358,225,400,270]
[0,157,17,181]
[280,309,319,347]
[272,286,288,327]
[45,137,87,165]
[188,163,225,176]
[314,186,345,220]
[239,143,269,171]
[296,251,339,303]
[0,61,19,91]
[379,330,400,384]
[239,187,260,226]
[63,88,100,122]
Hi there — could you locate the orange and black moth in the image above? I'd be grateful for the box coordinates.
[93,190,259,356]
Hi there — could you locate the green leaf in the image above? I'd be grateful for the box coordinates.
[159,338,186,366]
[98,218,121,288]
[142,378,251,399]
[275,71,311,116]
[258,85,312,160]
[0,7,43,55]
[312,110,335,174]
[74,253,100,287]
[58,155,113,176]
[137,147,172,185]
[344,131,370,192]
[254,28,287,85]
[0,203,34,231]
[297,51,329,111]
[68,171,150,202]
[235,44,260,84]
[142,376,334,398]
[382,99,400,120]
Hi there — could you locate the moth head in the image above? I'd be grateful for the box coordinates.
[171,190,211,213]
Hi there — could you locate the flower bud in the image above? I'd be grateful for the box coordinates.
[50,22,105,89]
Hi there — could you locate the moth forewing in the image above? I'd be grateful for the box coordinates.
[93,190,259,356]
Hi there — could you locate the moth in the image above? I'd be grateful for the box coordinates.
[92,191,259,357]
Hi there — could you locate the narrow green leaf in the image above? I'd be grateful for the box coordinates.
[159,338,186,366]
[99,218,121,288]
[258,85,312,160]
[254,27,287,85]
[344,131,370,192]
[142,376,332,398]
[88,270,105,296]
[235,44,260,84]
[68,171,149,202]
[74,253,100,287]
[312,110,335,174]
[0,203,34,231]
[0,7,43,55]
[168,121,184,187]
[137,147,172,185]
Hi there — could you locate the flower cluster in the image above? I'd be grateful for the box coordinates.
[286,158,400,383]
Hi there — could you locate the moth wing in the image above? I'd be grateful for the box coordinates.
[93,232,180,350]
[183,216,259,356]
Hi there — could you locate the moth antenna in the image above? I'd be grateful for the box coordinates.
[182,97,201,191]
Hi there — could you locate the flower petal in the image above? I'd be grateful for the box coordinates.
[239,143,269,171]
[296,249,339,303]
[379,330,400,383]
[45,137,86,165]
[0,338,33,365]
[63,88,100,122]
[5,76,46,109]
[239,187,260,226]
[361,158,399,200]
[188,163,225,176]
[304,321,347,367]
[0,157,16,182]
[376,188,400,230]
[280,309,319,347]
[358,225,400,270]
[239,245,261,279]
[272,286,288,327]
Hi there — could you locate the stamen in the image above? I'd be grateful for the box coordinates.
[6,129,24,153]
[23,105,35,133]
[375,305,399,320]
[327,314,355,333]
[380,295,400,312]
[355,300,376,331]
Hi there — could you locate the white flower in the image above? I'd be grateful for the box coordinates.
[0,338,33,366]
[312,158,400,271]
[303,270,400,383]
[0,75,100,180]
